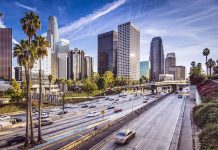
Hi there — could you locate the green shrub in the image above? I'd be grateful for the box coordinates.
[193,103,218,128]
[0,103,26,114]
[199,124,218,150]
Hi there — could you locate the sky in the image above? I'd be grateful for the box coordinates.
[0,0,218,75]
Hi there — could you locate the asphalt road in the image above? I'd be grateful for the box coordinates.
[99,93,184,150]
[0,93,159,150]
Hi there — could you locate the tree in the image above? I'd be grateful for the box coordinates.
[206,58,216,77]
[203,48,210,76]
[48,75,53,94]
[9,79,23,103]
[103,71,114,88]
[191,61,196,67]
[33,36,49,143]
[19,11,41,147]
[13,40,36,147]
[96,77,105,90]
[83,79,98,97]
[66,79,72,91]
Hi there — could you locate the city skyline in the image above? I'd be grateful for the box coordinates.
[0,0,218,74]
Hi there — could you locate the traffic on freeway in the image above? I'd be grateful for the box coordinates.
[0,92,164,149]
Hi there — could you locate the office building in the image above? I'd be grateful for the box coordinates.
[169,66,186,80]
[98,31,118,75]
[140,61,149,80]
[67,48,85,80]
[159,74,174,81]
[31,48,51,76]
[14,67,22,81]
[58,53,68,79]
[0,28,12,81]
[51,53,58,79]
[165,52,176,74]
[84,56,93,78]
[117,22,140,80]
[47,16,59,52]
[55,38,69,53]
[150,37,164,81]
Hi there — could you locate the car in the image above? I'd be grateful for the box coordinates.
[64,104,72,108]
[112,101,118,104]
[114,108,122,113]
[178,95,183,98]
[143,100,148,103]
[115,129,136,144]
[57,111,68,115]
[51,108,61,112]
[7,136,25,146]
[0,121,11,128]
[108,105,115,109]
[105,97,110,100]
[89,105,96,108]
[71,105,78,108]
[35,118,53,127]
[81,104,88,108]
[0,115,10,121]
[115,99,119,101]
[144,97,149,100]
[109,98,114,101]
[87,111,99,117]
[41,112,49,118]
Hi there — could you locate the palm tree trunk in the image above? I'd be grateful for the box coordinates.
[206,56,208,76]
[49,82,51,94]
[210,67,212,78]
[29,67,35,146]
[38,58,43,143]
[24,66,30,148]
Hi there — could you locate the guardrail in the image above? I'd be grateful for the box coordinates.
[59,93,172,150]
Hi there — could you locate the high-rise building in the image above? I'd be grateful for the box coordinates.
[165,52,176,74]
[150,37,164,81]
[140,61,149,80]
[117,22,140,80]
[31,48,51,76]
[67,48,85,80]
[0,28,12,81]
[169,66,186,80]
[47,16,59,53]
[55,38,69,53]
[14,67,22,81]
[51,53,59,79]
[58,53,68,79]
[98,31,118,75]
[84,56,93,78]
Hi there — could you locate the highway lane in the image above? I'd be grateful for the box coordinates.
[99,93,184,150]
[0,93,156,149]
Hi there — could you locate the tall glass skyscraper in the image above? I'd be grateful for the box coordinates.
[117,22,140,80]
[150,37,164,81]
[98,31,118,75]
[0,28,12,81]
[140,61,149,80]
[165,52,176,74]
[47,16,59,53]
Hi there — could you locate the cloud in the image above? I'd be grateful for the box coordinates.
[59,0,126,36]
[15,2,38,12]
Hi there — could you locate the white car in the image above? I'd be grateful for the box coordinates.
[87,111,99,117]
[115,129,136,144]
[0,115,10,121]
[0,121,11,128]
[64,104,72,108]
[51,108,60,112]
[71,105,78,108]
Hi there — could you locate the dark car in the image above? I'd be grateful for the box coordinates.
[89,105,96,108]
[81,104,88,108]
[178,95,182,98]
[7,136,25,146]
[57,111,68,115]
[143,100,148,103]
[108,105,115,109]
[35,119,53,128]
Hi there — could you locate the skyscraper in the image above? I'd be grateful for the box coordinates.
[84,56,93,78]
[117,22,140,80]
[169,66,186,80]
[47,16,59,53]
[67,48,85,80]
[98,31,118,75]
[14,67,22,81]
[150,37,164,81]
[165,52,176,74]
[0,28,12,81]
[140,61,149,80]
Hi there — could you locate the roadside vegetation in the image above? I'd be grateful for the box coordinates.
[190,48,218,150]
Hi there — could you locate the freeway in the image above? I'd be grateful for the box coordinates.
[0,93,161,149]
[97,93,184,150]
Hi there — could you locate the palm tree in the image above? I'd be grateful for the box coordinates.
[203,48,210,76]
[66,79,72,92]
[20,11,40,146]
[207,58,216,77]
[33,36,49,143]
[48,75,53,94]
[191,61,196,67]
[13,40,35,147]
